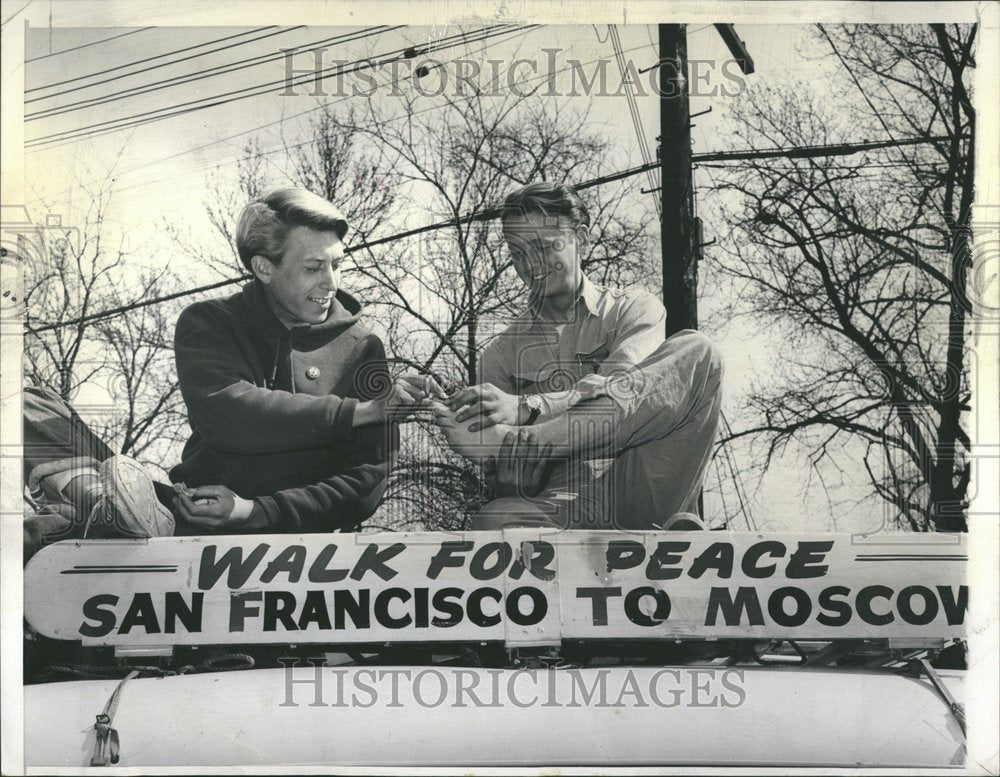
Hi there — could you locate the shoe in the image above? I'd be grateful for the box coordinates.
[661,512,707,531]
[89,456,175,539]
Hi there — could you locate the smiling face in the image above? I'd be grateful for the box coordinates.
[503,211,586,311]
[252,225,346,327]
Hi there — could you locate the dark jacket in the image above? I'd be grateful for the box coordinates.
[171,281,396,532]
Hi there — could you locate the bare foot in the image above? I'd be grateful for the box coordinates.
[431,401,513,461]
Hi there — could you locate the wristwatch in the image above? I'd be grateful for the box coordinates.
[519,394,543,426]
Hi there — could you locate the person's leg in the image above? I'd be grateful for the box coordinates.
[22,386,175,539]
[23,386,113,518]
[23,386,115,467]
[23,505,74,564]
[595,330,723,529]
[440,331,722,531]
[527,330,721,452]
[444,331,723,531]
[470,497,564,531]
[438,331,721,460]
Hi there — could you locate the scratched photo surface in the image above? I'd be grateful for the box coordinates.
[3,4,994,773]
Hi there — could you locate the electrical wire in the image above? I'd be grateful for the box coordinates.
[26,27,392,120]
[25,27,154,63]
[24,155,665,334]
[22,23,546,198]
[27,27,297,95]
[27,24,537,154]
[608,25,660,219]
[26,26,532,149]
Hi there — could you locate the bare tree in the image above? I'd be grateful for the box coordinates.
[23,175,188,472]
[347,92,656,389]
[89,269,189,472]
[705,24,976,531]
[183,59,657,530]
[23,180,125,400]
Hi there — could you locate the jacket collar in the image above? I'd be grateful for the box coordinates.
[241,280,364,338]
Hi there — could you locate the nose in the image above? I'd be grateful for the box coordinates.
[321,264,339,289]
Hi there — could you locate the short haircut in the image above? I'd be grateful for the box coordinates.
[500,182,591,231]
[236,188,349,271]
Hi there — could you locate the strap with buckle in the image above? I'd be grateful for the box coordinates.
[90,670,139,766]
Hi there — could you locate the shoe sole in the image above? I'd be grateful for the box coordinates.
[98,456,175,538]
[662,512,708,531]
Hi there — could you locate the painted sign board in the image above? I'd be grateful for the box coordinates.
[23,530,967,646]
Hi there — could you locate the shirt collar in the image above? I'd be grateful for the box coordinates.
[578,275,601,315]
[521,274,600,327]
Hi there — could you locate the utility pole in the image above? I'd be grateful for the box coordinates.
[658,23,754,338]
[658,23,754,522]
[658,24,697,338]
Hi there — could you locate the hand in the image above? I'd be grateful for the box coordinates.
[447,383,522,432]
[388,373,448,412]
[483,430,554,499]
[357,374,447,425]
[172,485,264,532]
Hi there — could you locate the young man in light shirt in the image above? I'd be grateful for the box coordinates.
[436,182,723,531]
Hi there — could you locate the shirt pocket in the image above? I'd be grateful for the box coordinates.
[574,341,612,375]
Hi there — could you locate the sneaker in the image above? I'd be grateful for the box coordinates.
[90,456,175,539]
[661,512,708,531]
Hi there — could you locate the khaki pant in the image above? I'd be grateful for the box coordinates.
[474,330,723,532]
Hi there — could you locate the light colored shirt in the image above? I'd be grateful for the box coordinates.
[478,276,667,412]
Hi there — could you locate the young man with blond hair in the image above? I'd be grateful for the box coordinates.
[23,188,439,554]
[171,187,440,532]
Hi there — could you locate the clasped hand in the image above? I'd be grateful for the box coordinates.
[445,382,523,432]
[483,430,555,499]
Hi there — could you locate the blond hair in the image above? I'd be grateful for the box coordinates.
[236,188,349,271]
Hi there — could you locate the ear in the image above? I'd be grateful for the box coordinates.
[575,224,591,254]
[250,254,273,284]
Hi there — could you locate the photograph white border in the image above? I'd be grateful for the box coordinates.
[1,2,996,774]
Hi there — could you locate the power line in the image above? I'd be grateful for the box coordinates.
[24,158,663,334]
[27,27,296,96]
[24,133,961,334]
[25,26,531,149]
[22,23,547,193]
[26,27,392,121]
[608,25,660,218]
[141,25,540,169]
[25,27,155,63]
[27,25,533,151]
[242,38,650,181]
[696,134,961,162]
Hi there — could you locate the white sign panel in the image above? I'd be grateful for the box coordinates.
[23,531,967,646]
